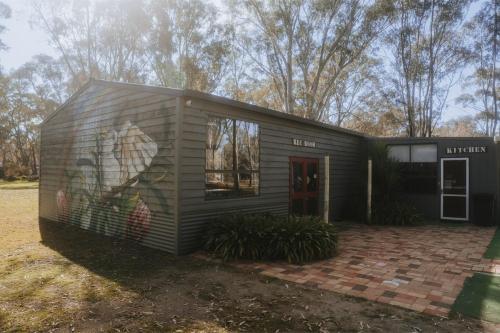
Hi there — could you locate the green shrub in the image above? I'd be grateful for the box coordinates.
[204,214,337,264]
[372,201,422,226]
[369,143,422,226]
[4,175,18,182]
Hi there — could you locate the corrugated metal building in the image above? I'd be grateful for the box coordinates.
[372,137,500,223]
[39,80,500,255]
[39,80,366,255]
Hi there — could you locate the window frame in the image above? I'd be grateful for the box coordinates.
[205,115,261,200]
[386,143,438,195]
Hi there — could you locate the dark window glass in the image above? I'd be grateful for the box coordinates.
[398,162,437,194]
[387,144,438,195]
[442,196,467,218]
[442,160,467,195]
[292,161,303,193]
[206,116,259,198]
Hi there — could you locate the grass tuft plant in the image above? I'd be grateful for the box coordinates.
[204,214,337,264]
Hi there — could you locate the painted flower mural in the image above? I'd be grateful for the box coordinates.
[56,189,69,223]
[126,198,151,241]
[58,118,165,243]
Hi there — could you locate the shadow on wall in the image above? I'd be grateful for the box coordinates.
[38,218,207,289]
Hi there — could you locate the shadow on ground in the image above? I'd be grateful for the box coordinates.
[35,218,498,333]
[38,218,207,288]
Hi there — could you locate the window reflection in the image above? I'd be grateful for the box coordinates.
[206,116,260,198]
[386,144,437,194]
[206,118,233,171]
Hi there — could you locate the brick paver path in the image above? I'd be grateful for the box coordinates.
[233,224,500,317]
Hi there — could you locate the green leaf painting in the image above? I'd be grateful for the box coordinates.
[56,120,166,243]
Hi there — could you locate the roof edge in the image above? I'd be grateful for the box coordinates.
[89,79,367,138]
[40,79,94,127]
[371,136,495,142]
[43,79,491,142]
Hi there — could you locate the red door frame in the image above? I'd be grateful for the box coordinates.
[289,157,320,216]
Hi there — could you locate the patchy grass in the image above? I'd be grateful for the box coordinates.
[0,179,39,190]
[0,189,495,332]
[452,273,500,324]
[484,227,500,259]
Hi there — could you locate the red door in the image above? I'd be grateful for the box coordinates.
[289,157,319,216]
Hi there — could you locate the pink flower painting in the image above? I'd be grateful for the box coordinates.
[126,198,151,241]
[56,189,69,223]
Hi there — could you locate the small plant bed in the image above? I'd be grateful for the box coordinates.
[204,214,337,264]
[484,227,500,260]
[369,143,422,226]
[452,273,500,324]
[372,201,422,226]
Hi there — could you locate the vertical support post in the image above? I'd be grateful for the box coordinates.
[324,155,330,223]
[367,158,372,223]
[174,96,185,255]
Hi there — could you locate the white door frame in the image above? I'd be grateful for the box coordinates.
[440,157,469,221]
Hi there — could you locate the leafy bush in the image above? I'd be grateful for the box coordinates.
[4,175,18,182]
[369,143,422,226]
[372,201,422,226]
[204,214,337,264]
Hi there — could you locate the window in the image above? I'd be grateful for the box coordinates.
[206,116,259,198]
[388,145,410,162]
[387,144,437,194]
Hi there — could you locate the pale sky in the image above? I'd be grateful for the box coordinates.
[0,0,482,122]
[1,0,55,69]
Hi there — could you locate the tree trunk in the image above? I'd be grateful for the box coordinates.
[427,0,435,137]
[30,144,38,176]
[492,0,498,137]
[286,25,294,115]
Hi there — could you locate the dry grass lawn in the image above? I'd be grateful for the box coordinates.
[0,189,497,332]
[0,180,38,190]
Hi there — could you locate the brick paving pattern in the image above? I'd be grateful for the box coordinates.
[232,224,499,317]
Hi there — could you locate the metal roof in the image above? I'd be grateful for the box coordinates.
[42,79,495,142]
[42,79,367,138]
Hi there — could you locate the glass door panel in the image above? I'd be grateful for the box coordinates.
[307,162,319,192]
[442,160,467,195]
[289,157,320,216]
[441,158,468,221]
[292,162,304,193]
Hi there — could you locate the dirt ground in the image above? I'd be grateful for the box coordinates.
[0,189,496,332]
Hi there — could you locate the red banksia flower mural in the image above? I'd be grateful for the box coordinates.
[56,189,69,223]
[126,198,151,241]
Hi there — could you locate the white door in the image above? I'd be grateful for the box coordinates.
[440,158,469,221]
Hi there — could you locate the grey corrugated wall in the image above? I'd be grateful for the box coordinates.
[39,82,178,253]
[177,98,366,254]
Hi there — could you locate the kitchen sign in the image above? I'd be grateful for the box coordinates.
[292,138,317,148]
[446,146,487,154]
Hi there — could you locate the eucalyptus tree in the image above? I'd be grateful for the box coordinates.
[229,0,392,121]
[457,0,499,137]
[0,1,10,52]
[147,0,231,93]
[1,55,65,175]
[383,0,470,137]
[31,0,151,92]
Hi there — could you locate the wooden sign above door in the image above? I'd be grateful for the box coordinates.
[292,138,317,148]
